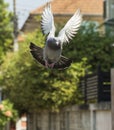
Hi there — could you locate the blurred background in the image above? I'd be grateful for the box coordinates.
[0,0,114,130]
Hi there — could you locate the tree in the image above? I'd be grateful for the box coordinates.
[0,0,13,63]
[63,21,114,72]
[0,30,89,112]
[0,100,18,130]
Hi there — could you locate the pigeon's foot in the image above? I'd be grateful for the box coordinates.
[48,63,55,68]
[45,61,55,69]
[45,60,49,68]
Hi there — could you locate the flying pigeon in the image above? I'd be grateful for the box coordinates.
[30,3,82,69]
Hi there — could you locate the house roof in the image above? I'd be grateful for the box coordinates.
[20,0,104,33]
[31,0,103,16]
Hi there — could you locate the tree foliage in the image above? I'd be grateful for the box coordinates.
[0,99,18,129]
[63,21,114,72]
[0,30,89,112]
[0,0,13,63]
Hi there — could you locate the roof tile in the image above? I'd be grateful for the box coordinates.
[31,0,103,15]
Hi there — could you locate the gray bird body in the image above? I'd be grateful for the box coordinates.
[43,37,62,64]
[30,2,82,69]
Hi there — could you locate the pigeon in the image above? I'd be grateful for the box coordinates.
[30,3,82,69]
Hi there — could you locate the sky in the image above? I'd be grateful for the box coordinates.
[4,0,49,29]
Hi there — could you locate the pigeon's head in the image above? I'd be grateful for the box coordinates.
[47,38,61,50]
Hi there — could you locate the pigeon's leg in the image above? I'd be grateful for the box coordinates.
[44,60,55,69]
[45,60,49,68]
[49,63,55,68]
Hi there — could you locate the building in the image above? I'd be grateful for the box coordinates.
[105,0,114,19]
[103,0,114,36]
[21,0,104,33]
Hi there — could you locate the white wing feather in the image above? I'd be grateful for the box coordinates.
[41,3,55,36]
[58,9,82,44]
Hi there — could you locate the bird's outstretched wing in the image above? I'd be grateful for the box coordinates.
[30,42,45,65]
[54,56,72,70]
[29,42,72,69]
[58,9,82,44]
[41,3,55,37]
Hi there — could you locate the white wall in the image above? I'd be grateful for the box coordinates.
[96,111,111,130]
[27,103,111,130]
